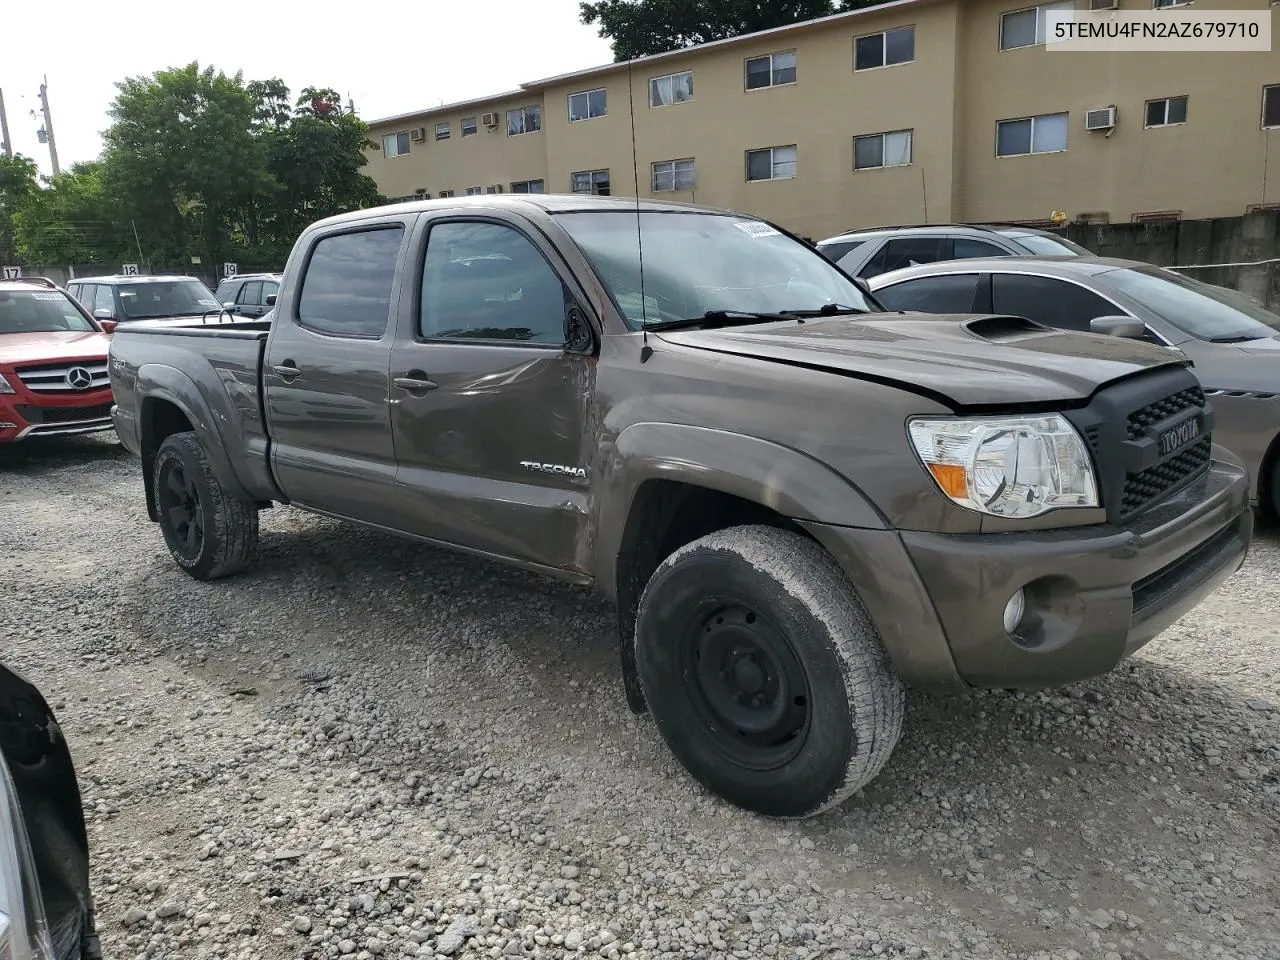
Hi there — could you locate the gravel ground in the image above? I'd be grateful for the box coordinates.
[2,434,1278,960]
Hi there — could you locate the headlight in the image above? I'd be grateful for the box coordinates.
[0,376,14,395]
[907,414,1098,518]
[0,753,55,960]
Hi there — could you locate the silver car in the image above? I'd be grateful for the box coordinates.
[866,256,1280,515]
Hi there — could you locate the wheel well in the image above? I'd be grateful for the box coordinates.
[139,399,194,521]
[614,479,809,713]
[1258,430,1280,522]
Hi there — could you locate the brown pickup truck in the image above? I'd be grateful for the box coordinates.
[107,196,1253,818]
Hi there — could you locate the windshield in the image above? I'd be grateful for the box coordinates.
[554,211,879,328]
[116,279,221,319]
[1002,232,1090,256]
[0,290,96,334]
[1096,266,1280,342]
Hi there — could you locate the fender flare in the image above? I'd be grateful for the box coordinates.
[136,364,253,519]
[595,422,888,713]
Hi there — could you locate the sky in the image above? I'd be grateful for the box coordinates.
[1,0,615,179]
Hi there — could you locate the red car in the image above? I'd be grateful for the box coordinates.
[0,277,116,443]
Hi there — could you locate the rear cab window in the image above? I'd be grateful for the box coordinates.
[297,227,406,338]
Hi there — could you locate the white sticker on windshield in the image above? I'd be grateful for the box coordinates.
[733,221,781,238]
[32,292,65,300]
[198,299,219,306]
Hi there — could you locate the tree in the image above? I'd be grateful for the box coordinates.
[0,155,39,265]
[580,0,881,60]
[12,162,128,266]
[101,62,273,269]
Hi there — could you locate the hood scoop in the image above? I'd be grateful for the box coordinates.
[963,314,1053,341]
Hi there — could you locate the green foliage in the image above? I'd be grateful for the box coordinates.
[13,62,385,270]
[0,155,40,264]
[580,0,880,60]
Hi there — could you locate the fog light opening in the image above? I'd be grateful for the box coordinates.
[1003,589,1026,635]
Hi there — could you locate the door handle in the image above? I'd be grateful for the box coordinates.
[272,362,301,380]
[393,375,438,392]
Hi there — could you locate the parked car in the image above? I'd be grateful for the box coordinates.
[65,275,223,325]
[0,277,115,444]
[213,273,282,319]
[816,223,1091,278]
[866,255,1280,516]
[107,195,1251,819]
[1,660,101,960]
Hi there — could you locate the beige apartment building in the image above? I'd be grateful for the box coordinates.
[364,0,1280,241]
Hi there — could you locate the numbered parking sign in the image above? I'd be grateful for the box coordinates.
[223,262,238,279]
[121,263,139,276]
[1,266,21,280]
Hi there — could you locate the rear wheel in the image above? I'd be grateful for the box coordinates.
[153,431,258,580]
[634,524,905,818]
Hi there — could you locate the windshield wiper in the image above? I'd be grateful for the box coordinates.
[644,309,797,331]
[1207,334,1267,343]
[778,303,871,317]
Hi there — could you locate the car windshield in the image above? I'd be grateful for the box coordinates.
[116,279,221,319]
[1001,232,1090,256]
[1096,266,1280,342]
[554,211,879,328]
[0,290,96,334]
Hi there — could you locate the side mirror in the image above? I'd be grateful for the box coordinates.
[1091,315,1147,339]
[265,293,277,307]
[222,301,238,314]
[852,277,873,297]
[97,318,118,334]
[92,308,115,321]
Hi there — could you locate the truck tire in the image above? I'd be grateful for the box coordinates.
[634,524,905,818]
[152,431,258,581]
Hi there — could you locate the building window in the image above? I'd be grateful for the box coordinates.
[1000,1,1074,50]
[434,121,450,141]
[1145,96,1188,127]
[745,51,797,89]
[649,71,694,107]
[485,185,503,194]
[996,112,1068,156]
[1151,0,1182,7]
[511,180,546,193]
[461,117,477,137]
[746,145,797,182]
[465,187,483,196]
[571,170,611,195]
[568,88,608,122]
[382,132,410,158]
[652,158,696,192]
[853,129,913,169]
[1132,210,1182,223]
[507,105,542,136]
[1265,85,1280,129]
[854,26,915,70]
[438,190,455,198]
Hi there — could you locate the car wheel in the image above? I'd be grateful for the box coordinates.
[634,524,906,818]
[153,431,258,580]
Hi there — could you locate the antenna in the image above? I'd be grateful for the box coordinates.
[626,59,652,362]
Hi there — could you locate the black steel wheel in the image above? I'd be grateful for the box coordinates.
[152,431,259,580]
[634,524,905,819]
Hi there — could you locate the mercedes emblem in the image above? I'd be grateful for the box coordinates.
[65,367,93,390]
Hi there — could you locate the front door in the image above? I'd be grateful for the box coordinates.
[389,214,595,573]
[263,220,411,527]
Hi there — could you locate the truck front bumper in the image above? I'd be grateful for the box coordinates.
[802,458,1251,691]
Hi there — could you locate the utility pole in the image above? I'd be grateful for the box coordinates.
[0,88,11,158]
[38,76,60,176]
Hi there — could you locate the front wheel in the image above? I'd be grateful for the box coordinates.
[634,524,905,818]
[152,431,258,580]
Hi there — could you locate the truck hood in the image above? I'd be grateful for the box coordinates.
[656,313,1189,407]
[0,331,110,367]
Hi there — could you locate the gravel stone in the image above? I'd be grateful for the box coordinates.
[4,436,1279,960]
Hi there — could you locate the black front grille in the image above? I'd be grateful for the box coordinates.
[1125,385,1206,441]
[15,403,113,425]
[1119,436,1212,517]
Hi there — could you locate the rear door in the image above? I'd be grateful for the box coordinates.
[235,280,263,317]
[387,211,597,572]
[263,216,414,527]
